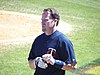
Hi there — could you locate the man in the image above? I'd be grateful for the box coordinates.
[28,8,77,75]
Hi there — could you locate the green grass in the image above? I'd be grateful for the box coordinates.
[0,44,34,75]
[0,0,100,75]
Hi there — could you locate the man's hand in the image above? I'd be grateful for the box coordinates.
[35,57,48,69]
[42,54,55,65]
[42,54,77,70]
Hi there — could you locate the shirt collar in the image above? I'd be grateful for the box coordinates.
[44,30,61,40]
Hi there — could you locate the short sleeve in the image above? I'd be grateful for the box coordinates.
[58,38,77,64]
[28,41,36,61]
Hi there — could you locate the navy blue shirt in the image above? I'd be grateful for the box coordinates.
[28,30,77,75]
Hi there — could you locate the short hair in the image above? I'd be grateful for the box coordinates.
[43,8,60,26]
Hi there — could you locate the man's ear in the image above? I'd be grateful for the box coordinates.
[54,19,58,22]
[54,19,58,26]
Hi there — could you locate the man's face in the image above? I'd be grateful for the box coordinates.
[41,11,55,32]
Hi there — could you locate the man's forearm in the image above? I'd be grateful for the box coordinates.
[28,59,36,69]
[61,63,77,70]
[42,54,77,70]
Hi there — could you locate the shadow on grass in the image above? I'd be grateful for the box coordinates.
[69,58,100,75]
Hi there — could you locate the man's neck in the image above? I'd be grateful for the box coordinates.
[45,28,56,35]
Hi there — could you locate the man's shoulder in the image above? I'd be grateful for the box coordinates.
[57,31,67,39]
[34,33,45,40]
[37,33,45,38]
[57,31,71,42]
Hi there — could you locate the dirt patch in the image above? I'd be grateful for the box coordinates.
[80,65,100,74]
[0,10,72,44]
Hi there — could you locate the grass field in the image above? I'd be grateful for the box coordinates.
[0,0,100,75]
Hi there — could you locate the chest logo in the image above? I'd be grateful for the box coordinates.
[47,48,56,56]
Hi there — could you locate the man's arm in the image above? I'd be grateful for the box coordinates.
[42,54,77,70]
[28,59,36,69]
[61,63,77,70]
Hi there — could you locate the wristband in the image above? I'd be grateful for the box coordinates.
[54,60,64,69]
